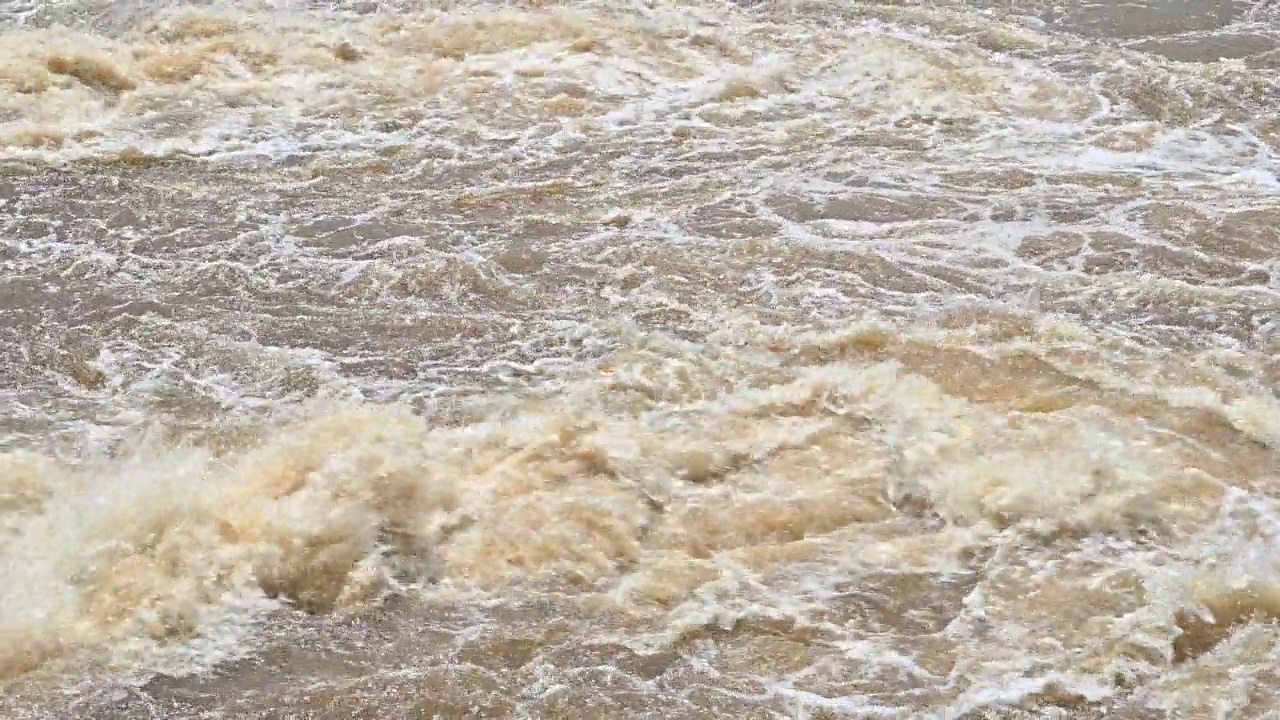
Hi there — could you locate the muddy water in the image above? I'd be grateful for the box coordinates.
[2,1,1280,718]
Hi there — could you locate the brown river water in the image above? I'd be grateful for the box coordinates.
[2,0,1280,717]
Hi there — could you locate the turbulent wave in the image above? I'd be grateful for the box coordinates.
[6,317,1280,715]
[2,0,1280,717]
[0,0,1269,163]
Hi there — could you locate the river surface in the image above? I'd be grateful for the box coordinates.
[2,0,1280,717]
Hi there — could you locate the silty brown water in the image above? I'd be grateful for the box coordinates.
[1,0,1280,717]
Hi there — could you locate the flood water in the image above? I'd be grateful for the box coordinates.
[2,0,1280,717]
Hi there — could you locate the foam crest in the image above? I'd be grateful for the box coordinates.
[2,318,1253,682]
[0,1,1125,162]
[0,406,459,677]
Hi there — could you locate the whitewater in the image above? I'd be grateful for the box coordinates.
[2,0,1280,717]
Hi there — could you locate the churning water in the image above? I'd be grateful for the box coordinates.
[2,0,1280,717]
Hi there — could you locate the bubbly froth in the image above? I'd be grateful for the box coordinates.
[2,0,1280,717]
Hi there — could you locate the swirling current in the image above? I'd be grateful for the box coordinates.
[2,0,1280,717]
